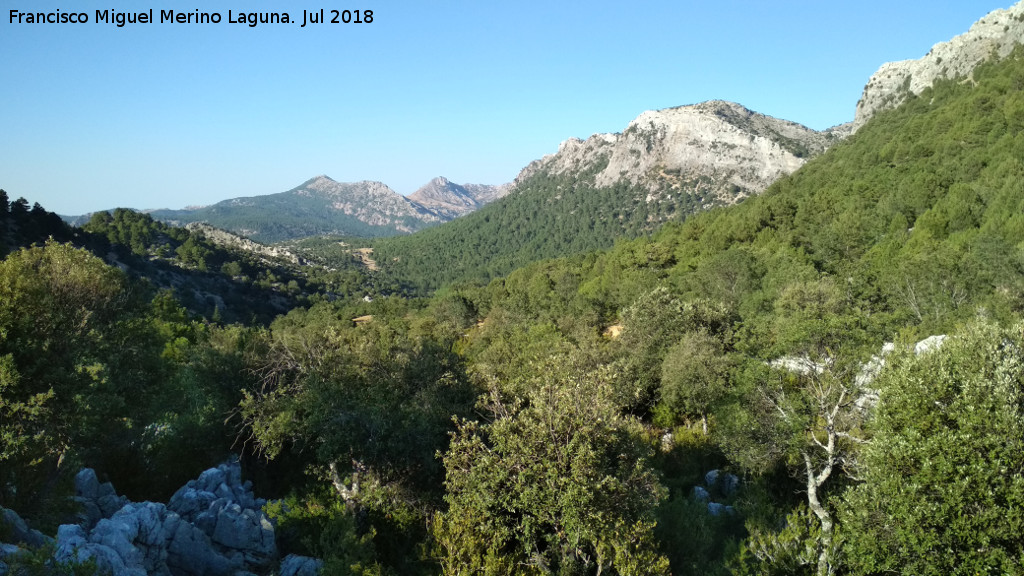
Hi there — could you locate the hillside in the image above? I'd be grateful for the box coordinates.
[235,43,1024,576]
[8,5,1024,576]
[392,43,1024,575]
[371,100,845,293]
[854,1,1024,130]
[3,201,379,323]
[584,45,1024,337]
[147,175,507,243]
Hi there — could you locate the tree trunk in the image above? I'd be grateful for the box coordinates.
[804,452,834,576]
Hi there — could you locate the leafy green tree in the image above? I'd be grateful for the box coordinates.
[221,260,244,278]
[239,301,474,572]
[175,236,211,271]
[434,355,670,575]
[618,287,733,411]
[840,320,1024,575]
[733,503,819,576]
[9,197,28,217]
[0,241,162,513]
[659,331,733,431]
[720,279,872,576]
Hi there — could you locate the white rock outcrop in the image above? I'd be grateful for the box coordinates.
[515,100,845,208]
[854,1,1024,131]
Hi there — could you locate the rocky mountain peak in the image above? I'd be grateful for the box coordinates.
[854,1,1024,131]
[150,173,509,242]
[515,99,842,206]
[407,176,511,219]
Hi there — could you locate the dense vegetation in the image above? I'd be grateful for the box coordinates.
[5,45,1024,576]
[370,156,707,294]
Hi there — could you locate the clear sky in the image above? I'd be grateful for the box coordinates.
[0,1,1012,215]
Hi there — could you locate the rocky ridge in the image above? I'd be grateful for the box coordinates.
[854,1,1024,131]
[185,223,304,266]
[407,177,511,219]
[298,176,441,232]
[149,175,510,242]
[515,100,847,207]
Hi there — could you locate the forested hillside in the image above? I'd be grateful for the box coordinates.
[370,100,840,294]
[371,160,664,292]
[243,46,1024,574]
[4,36,1024,576]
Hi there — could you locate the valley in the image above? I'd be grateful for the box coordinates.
[4,3,1024,575]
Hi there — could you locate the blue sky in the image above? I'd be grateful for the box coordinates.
[0,1,1011,215]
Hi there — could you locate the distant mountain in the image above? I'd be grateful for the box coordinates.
[407,177,511,220]
[854,1,1024,131]
[147,175,507,243]
[372,100,847,292]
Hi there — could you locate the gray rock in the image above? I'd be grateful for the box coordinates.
[704,469,739,496]
[74,468,129,529]
[57,520,146,576]
[89,518,144,568]
[0,507,50,548]
[721,474,740,496]
[514,100,840,215]
[279,554,323,576]
[55,524,88,556]
[75,469,101,500]
[211,506,275,566]
[197,469,227,494]
[0,543,19,558]
[98,480,117,499]
[915,335,947,356]
[76,499,104,529]
[99,494,129,518]
[166,517,234,576]
[692,486,711,502]
[706,502,736,517]
[35,460,276,576]
[169,489,218,521]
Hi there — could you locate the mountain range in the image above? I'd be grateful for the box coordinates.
[144,176,510,243]
[408,177,512,219]
[138,98,846,248]
[366,99,850,291]
[74,1,1024,282]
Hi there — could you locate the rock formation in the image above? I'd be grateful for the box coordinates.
[407,177,511,220]
[690,469,739,517]
[854,1,1024,131]
[515,100,847,208]
[0,461,322,576]
[185,223,304,266]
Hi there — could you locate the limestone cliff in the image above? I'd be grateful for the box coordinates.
[515,100,846,207]
[854,1,1024,131]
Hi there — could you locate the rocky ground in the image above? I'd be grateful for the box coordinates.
[0,461,322,576]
